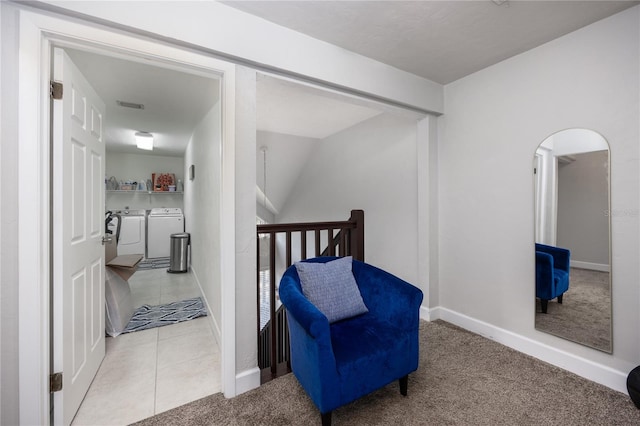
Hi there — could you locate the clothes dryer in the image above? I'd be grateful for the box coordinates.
[147,208,184,259]
[106,209,146,257]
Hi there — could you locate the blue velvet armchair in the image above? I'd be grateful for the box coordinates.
[279,256,423,426]
[535,243,570,314]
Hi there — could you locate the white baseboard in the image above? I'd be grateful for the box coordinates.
[236,367,261,395]
[420,305,431,321]
[190,267,221,347]
[422,305,628,394]
[571,260,610,272]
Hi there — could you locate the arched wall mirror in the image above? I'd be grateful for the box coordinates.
[533,128,612,353]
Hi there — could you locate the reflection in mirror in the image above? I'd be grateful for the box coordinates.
[533,129,612,353]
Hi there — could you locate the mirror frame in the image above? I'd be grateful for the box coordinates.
[533,128,612,353]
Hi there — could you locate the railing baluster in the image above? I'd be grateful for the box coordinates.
[327,228,335,256]
[315,230,321,256]
[345,229,351,254]
[269,232,277,378]
[339,227,346,256]
[301,231,307,260]
[286,231,292,267]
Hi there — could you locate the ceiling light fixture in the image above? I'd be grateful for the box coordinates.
[135,131,154,150]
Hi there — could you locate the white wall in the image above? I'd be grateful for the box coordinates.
[0,3,20,424]
[438,5,639,391]
[256,202,274,224]
[256,131,319,214]
[184,101,222,340]
[557,150,610,267]
[277,113,419,284]
[105,152,184,210]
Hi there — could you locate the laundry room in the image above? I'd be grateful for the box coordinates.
[70,43,221,264]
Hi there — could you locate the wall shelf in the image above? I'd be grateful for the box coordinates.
[107,190,183,194]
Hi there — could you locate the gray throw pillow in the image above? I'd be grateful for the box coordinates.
[294,256,368,323]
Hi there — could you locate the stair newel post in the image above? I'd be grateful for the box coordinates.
[349,210,365,261]
[256,232,261,338]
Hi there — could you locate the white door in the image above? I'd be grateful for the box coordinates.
[52,48,106,426]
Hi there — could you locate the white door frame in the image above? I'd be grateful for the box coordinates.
[18,10,237,425]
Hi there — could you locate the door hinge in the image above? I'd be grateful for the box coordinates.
[50,81,63,100]
[50,372,63,393]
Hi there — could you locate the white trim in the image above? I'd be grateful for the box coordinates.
[419,305,431,322]
[571,260,610,272]
[18,12,52,426]
[235,367,261,396]
[428,306,628,394]
[17,10,238,424]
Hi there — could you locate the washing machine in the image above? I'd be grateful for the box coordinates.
[106,209,146,257]
[147,208,184,259]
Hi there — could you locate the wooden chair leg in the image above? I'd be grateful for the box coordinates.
[321,411,332,426]
[541,299,548,314]
[399,375,408,396]
[557,294,563,304]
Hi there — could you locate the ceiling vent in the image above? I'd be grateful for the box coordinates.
[116,100,144,110]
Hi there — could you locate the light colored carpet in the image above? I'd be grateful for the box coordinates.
[535,267,611,352]
[132,320,639,425]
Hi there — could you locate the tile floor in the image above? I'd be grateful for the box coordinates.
[71,268,221,426]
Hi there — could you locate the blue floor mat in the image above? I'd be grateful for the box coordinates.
[123,297,207,334]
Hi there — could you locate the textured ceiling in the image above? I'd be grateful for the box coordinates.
[224,0,637,84]
[65,1,638,157]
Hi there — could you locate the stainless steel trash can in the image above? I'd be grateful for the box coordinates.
[168,232,190,273]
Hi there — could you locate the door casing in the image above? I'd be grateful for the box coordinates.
[17,10,237,425]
